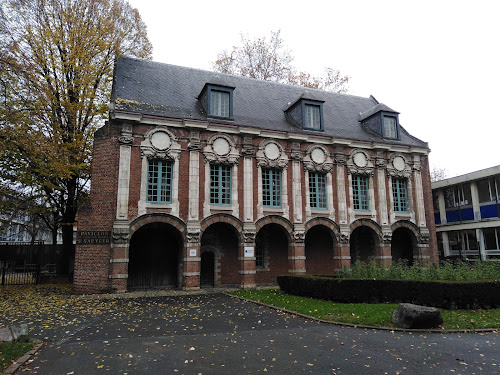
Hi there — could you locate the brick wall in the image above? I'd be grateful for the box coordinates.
[74,122,120,294]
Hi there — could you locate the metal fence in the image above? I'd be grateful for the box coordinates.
[0,241,44,285]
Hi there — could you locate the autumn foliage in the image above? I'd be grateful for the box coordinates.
[0,0,152,271]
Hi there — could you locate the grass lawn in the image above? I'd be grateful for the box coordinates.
[229,289,500,330]
[0,341,35,372]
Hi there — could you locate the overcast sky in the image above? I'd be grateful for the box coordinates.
[127,0,499,178]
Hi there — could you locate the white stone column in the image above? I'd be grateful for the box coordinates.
[116,131,133,220]
[304,169,311,219]
[292,159,303,223]
[188,149,200,222]
[326,172,335,219]
[243,156,254,222]
[336,158,348,225]
[376,163,389,226]
[412,156,426,228]
[470,181,481,220]
[442,231,450,257]
[438,189,446,224]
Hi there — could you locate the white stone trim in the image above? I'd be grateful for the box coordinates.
[111,111,430,156]
[292,160,303,223]
[182,272,200,277]
[116,143,132,220]
[110,258,129,263]
[109,274,128,279]
[188,150,200,221]
[243,156,254,222]
[239,270,256,275]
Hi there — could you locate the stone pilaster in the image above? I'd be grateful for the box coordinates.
[289,228,306,274]
[334,231,351,271]
[335,147,348,225]
[375,152,389,227]
[188,132,201,222]
[291,146,303,224]
[183,227,201,290]
[239,225,256,289]
[116,125,133,220]
[412,155,427,228]
[242,138,255,222]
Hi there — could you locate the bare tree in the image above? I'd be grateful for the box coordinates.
[213,30,349,93]
[430,167,449,182]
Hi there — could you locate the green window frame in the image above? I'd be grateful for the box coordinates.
[207,85,233,119]
[309,172,327,209]
[262,168,282,208]
[353,175,369,210]
[302,100,324,131]
[383,115,398,139]
[147,159,172,203]
[392,178,408,212]
[210,164,231,205]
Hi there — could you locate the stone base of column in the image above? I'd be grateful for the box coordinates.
[182,273,200,290]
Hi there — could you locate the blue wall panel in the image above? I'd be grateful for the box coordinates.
[434,213,441,225]
[461,207,474,221]
[480,204,499,219]
[446,210,460,223]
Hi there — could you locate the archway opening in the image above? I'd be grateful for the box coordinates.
[128,222,182,289]
[255,223,289,285]
[391,227,417,266]
[305,225,335,275]
[350,226,377,264]
[201,222,239,287]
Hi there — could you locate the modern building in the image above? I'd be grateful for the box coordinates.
[73,57,438,294]
[432,165,500,260]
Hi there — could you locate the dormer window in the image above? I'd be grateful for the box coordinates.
[210,89,230,118]
[304,103,322,130]
[285,97,324,131]
[383,115,398,139]
[359,103,400,141]
[199,84,234,120]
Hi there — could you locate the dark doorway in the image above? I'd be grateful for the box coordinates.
[305,225,335,275]
[128,222,182,289]
[391,227,416,265]
[200,251,215,287]
[350,226,377,264]
[201,222,239,286]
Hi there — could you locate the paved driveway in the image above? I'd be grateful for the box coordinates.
[15,293,499,374]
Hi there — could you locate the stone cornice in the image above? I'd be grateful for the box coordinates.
[111,111,430,155]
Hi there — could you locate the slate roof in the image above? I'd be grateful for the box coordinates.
[111,57,428,148]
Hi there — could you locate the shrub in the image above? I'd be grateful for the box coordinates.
[277,274,500,310]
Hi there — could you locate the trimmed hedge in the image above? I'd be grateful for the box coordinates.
[277,275,500,309]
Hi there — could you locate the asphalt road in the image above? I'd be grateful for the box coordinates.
[15,293,499,374]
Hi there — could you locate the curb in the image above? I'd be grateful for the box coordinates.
[225,293,500,334]
[2,340,43,375]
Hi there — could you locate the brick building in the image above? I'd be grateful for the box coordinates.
[432,165,500,260]
[74,57,438,294]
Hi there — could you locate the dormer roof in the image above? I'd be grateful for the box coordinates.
[111,57,428,148]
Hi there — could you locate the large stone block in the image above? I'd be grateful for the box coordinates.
[0,324,29,343]
[392,303,443,329]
